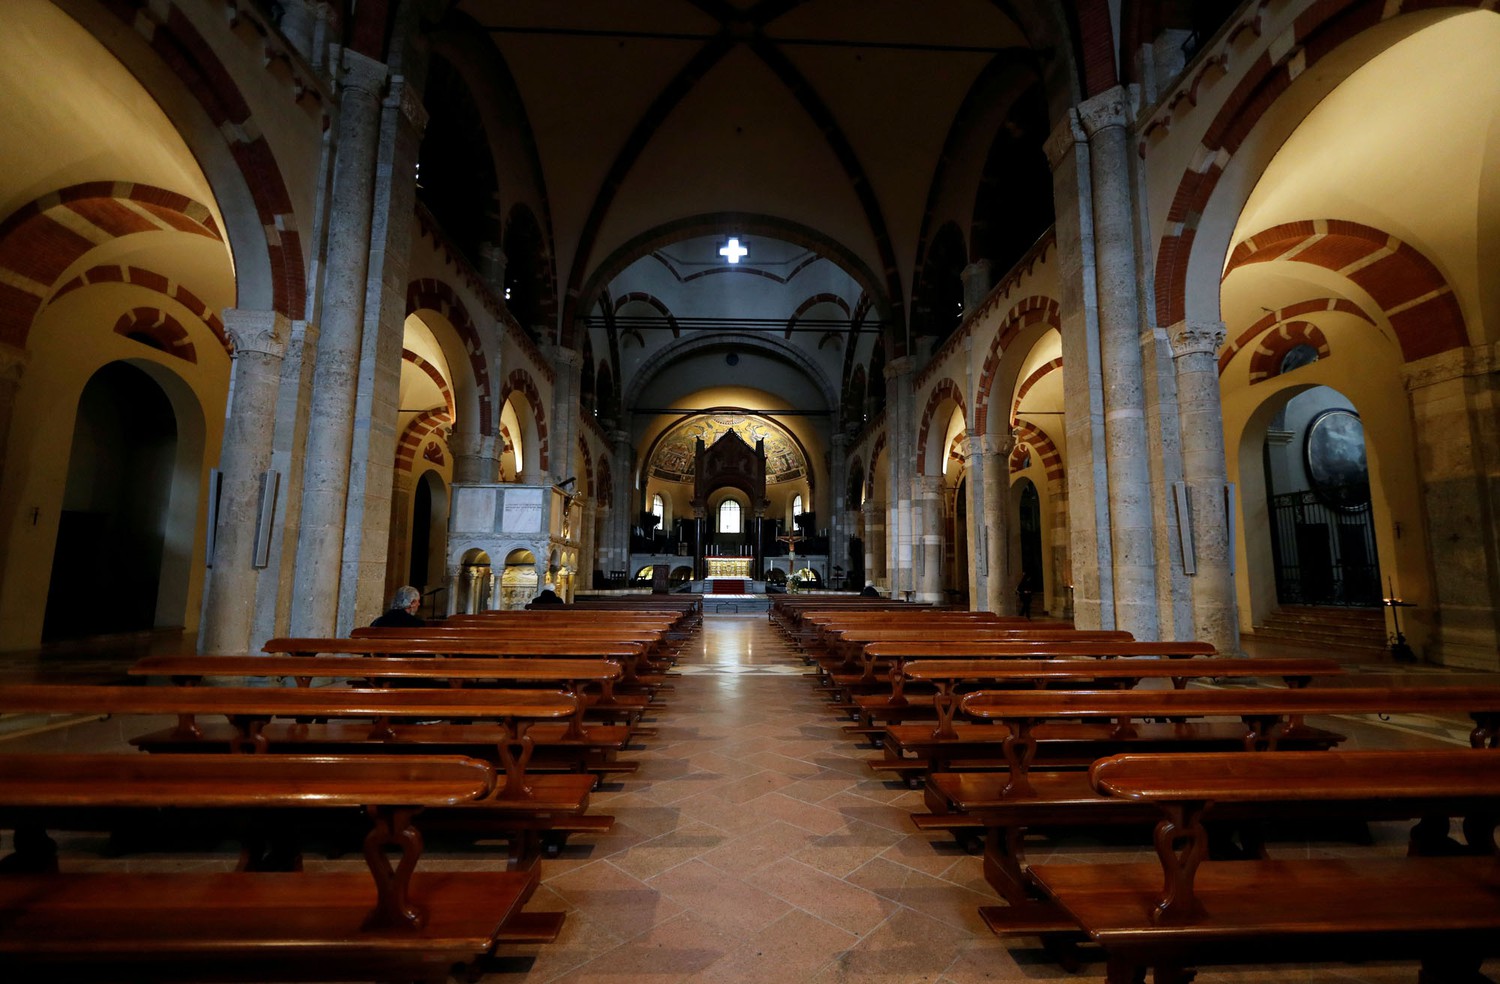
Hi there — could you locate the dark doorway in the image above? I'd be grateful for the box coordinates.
[44,362,178,640]
[1018,479,1043,588]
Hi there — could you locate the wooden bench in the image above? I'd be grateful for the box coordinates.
[128,655,642,781]
[0,683,612,866]
[267,634,670,693]
[845,656,1343,740]
[1023,749,1500,983]
[0,752,555,982]
[915,685,1500,950]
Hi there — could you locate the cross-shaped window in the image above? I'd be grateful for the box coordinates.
[719,238,748,264]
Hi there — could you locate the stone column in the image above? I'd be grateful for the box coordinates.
[450,433,500,484]
[488,569,504,611]
[1405,344,1500,669]
[1045,104,1112,630]
[288,48,387,637]
[981,433,1015,613]
[828,433,849,587]
[548,346,582,485]
[863,500,885,588]
[201,311,291,655]
[917,475,944,603]
[1169,319,1239,655]
[446,569,461,616]
[886,357,917,599]
[961,261,992,314]
[276,1,329,65]
[606,428,633,579]
[1080,86,1158,639]
[339,65,430,631]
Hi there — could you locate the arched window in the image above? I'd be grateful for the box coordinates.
[718,499,742,534]
[792,495,803,519]
[651,493,664,526]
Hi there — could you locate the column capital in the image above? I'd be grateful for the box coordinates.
[1402,340,1500,391]
[449,432,499,459]
[388,75,428,131]
[335,45,388,96]
[1167,319,1227,359]
[1043,109,1088,168]
[884,355,916,380]
[0,341,28,384]
[1077,85,1130,137]
[223,309,291,359]
[547,345,583,370]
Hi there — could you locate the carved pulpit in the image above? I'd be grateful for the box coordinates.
[690,430,768,580]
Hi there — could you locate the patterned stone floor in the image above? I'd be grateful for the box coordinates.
[5,613,1497,982]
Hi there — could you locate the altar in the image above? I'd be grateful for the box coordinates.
[705,558,752,578]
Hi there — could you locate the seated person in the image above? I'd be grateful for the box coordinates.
[861,582,880,598]
[371,585,425,626]
[532,582,564,605]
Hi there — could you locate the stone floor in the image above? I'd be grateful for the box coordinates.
[4,613,1497,982]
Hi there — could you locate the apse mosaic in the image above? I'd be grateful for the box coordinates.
[649,413,807,485]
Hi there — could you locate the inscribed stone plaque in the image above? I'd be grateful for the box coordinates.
[502,488,546,533]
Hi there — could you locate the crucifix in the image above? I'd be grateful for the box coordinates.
[776,528,805,560]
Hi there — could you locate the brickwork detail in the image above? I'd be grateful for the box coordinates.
[406,278,493,435]
[52,264,232,355]
[915,378,967,474]
[0,184,222,348]
[499,367,549,472]
[1011,357,1064,427]
[973,295,1061,435]
[1223,220,1467,362]
[112,308,196,364]
[1218,297,1368,375]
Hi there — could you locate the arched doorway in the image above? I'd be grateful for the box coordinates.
[1259,388,1380,609]
[1014,478,1043,615]
[44,363,180,640]
[410,471,449,597]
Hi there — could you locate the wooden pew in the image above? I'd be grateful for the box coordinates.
[1023,749,1500,983]
[0,684,609,866]
[267,634,670,692]
[128,654,642,776]
[0,752,553,982]
[831,636,1203,686]
[846,656,1344,739]
[914,685,1500,948]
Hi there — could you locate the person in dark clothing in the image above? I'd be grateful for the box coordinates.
[860,582,880,598]
[532,582,564,605]
[371,585,425,627]
[1016,571,1036,619]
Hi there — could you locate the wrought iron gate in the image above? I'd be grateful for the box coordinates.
[1268,486,1381,607]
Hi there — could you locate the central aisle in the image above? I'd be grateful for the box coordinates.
[490,613,1009,983]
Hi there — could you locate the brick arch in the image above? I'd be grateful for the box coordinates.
[1218,298,1371,375]
[866,432,887,499]
[395,409,453,475]
[1011,358,1064,427]
[113,308,196,364]
[52,264,232,355]
[406,279,493,435]
[614,291,679,337]
[786,292,851,339]
[0,183,222,348]
[94,3,306,319]
[498,367,549,472]
[402,350,455,419]
[1223,220,1467,362]
[1247,321,1331,384]
[974,295,1061,435]
[915,378,967,475]
[577,436,595,499]
[847,456,864,508]
[1011,421,1065,487]
[1152,0,1491,335]
[596,455,613,507]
